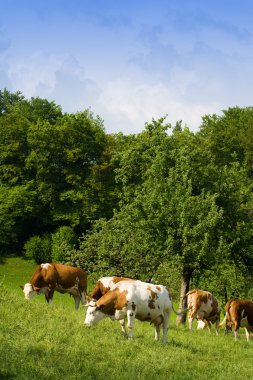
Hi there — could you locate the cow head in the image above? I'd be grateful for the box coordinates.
[84,300,106,327]
[20,283,40,300]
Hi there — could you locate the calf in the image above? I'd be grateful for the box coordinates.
[219,299,253,341]
[20,263,87,309]
[84,279,181,344]
[186,289,220,335]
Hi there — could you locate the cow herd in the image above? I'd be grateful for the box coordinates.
[20,263,253,344]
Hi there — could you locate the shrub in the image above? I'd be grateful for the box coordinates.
[51,226,77,263]
[24,234,52,264]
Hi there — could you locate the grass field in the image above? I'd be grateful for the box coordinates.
[0,257,253,380]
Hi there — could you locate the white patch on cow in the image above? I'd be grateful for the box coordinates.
[23,283,36,300]
[197,320,206,330]
[41,263,52,270]
[84,301,106,326]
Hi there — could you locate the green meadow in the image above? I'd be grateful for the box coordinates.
[0,257,252,380]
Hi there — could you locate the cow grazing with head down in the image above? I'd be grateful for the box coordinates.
[219,299,253,341]
[186,289,220,335]
[20,263,87,309]
[84,279,182,344]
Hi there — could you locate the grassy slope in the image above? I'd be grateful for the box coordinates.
[0,257,253,380]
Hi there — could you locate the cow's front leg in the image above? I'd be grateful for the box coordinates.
[80,291,86,305]
[74,296,81,310]
[127,310,135,340]
[119,319,127,337]
[45,288,54,304]
[155,324,161,341]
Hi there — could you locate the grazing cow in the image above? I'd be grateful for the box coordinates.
[186,289,220,335]
[20,263,87,309]
[219,299,253,341]
[89,276,132,335]
[84,279,181,344]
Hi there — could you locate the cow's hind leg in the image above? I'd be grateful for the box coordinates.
[188,314,195,331]
[162,310,170,345]
[245,328,250,342]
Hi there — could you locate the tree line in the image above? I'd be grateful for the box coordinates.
[1,89,253,317]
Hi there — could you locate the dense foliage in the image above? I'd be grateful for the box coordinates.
[0,89,253,307]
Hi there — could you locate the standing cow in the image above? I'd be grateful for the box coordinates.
[219,299,253,341]
[186,289,220,335]
[20,263,87,309]
[84,279,182,344]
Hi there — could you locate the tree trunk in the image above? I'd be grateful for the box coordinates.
[176,269,191,325]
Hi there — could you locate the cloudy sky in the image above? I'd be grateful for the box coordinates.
[1,0,253,134]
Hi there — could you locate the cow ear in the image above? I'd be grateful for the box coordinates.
[20,285,24,290]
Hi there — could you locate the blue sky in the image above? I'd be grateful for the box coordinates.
[1,0,253,134]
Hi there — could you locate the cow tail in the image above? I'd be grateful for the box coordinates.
[218,312,228,328]
[172,303,188,316]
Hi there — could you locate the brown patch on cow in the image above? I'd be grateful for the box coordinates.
[166,287,173,299]
[156,286,161,292]
[90,281,110,300]
[147,286,158,309]
[96,289,128,316]
[112,277,130,284]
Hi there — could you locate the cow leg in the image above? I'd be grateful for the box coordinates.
[45,289,54,304]
[80,291,86,305]
[233,322,240,341]
[205,320,211,334]
[162,311,170,345]
[214,320,219,336]
[154,324,162,341]
[119,319,127,336]
[127,310,135,340]
[188,314,194,331]
[245,328,250,342]
[74,296,80,310]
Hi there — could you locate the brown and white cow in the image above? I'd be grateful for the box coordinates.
[84,279,181,344]
[186,289,220,335]
[20,263,87,309]
[219,299,253,341]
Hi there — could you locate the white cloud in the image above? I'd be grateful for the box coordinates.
[7,51,60,97]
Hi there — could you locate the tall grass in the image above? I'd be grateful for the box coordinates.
[0,257,252,380]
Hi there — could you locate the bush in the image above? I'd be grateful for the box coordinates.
[51,226,77,263]
[24,234,52,264]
